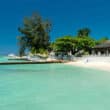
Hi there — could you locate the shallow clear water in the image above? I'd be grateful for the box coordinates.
[0,64,110,110]
[0,56,28,62]
[0,56,8,62]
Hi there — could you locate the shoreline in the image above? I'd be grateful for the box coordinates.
[0,60,64,65]
[65,61,110,72]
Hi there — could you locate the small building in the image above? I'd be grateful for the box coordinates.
[92,40,110,56]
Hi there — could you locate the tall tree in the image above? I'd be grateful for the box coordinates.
[77,28,91,37]
[18,13,51,56]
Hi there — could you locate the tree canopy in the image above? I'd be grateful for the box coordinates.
[77,28,91,37]
[17,14,109,57]
[18,13,51,56]
[96,37,109,45]
[53,36,74,54]
[53,35,96,56]
[73,37,96,54]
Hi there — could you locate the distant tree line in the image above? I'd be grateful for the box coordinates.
[17,13,109,56]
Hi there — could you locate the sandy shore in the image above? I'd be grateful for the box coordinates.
[65,61,110,72]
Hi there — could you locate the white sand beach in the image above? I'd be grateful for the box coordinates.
[65,61,110,72]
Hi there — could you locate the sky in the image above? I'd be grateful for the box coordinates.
[0,0,110,54]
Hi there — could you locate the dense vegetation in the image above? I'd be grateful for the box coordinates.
[53,28,96,56]
[18,13,51,56]
[18,13,109,56]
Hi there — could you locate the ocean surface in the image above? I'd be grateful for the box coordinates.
[0,56,28,62]
[0,63,110,110]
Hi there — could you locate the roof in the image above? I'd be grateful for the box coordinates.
[94,40,110,48]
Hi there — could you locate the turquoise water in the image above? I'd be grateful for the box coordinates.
[0,56,28,62]
[0,64,110,110]
[0,56,8,62]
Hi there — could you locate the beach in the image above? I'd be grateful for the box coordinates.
[65,61,110,72]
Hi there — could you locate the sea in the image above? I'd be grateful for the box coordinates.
[0,57,110,110]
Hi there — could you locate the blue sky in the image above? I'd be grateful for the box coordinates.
[0,0,110,54]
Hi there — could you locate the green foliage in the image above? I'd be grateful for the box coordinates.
[17,16,108,57]
[48,42,55,52]
[39,48,48,55]
[18,13,51,56]
[96,37,109,44]
[17,36,27,56]
[74,37,96,51]
[52,34,96,56]
[77,28,91,37]
[30,47,48,55]
[54,36,74,54]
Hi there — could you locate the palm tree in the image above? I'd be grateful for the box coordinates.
[77,28,91,37]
